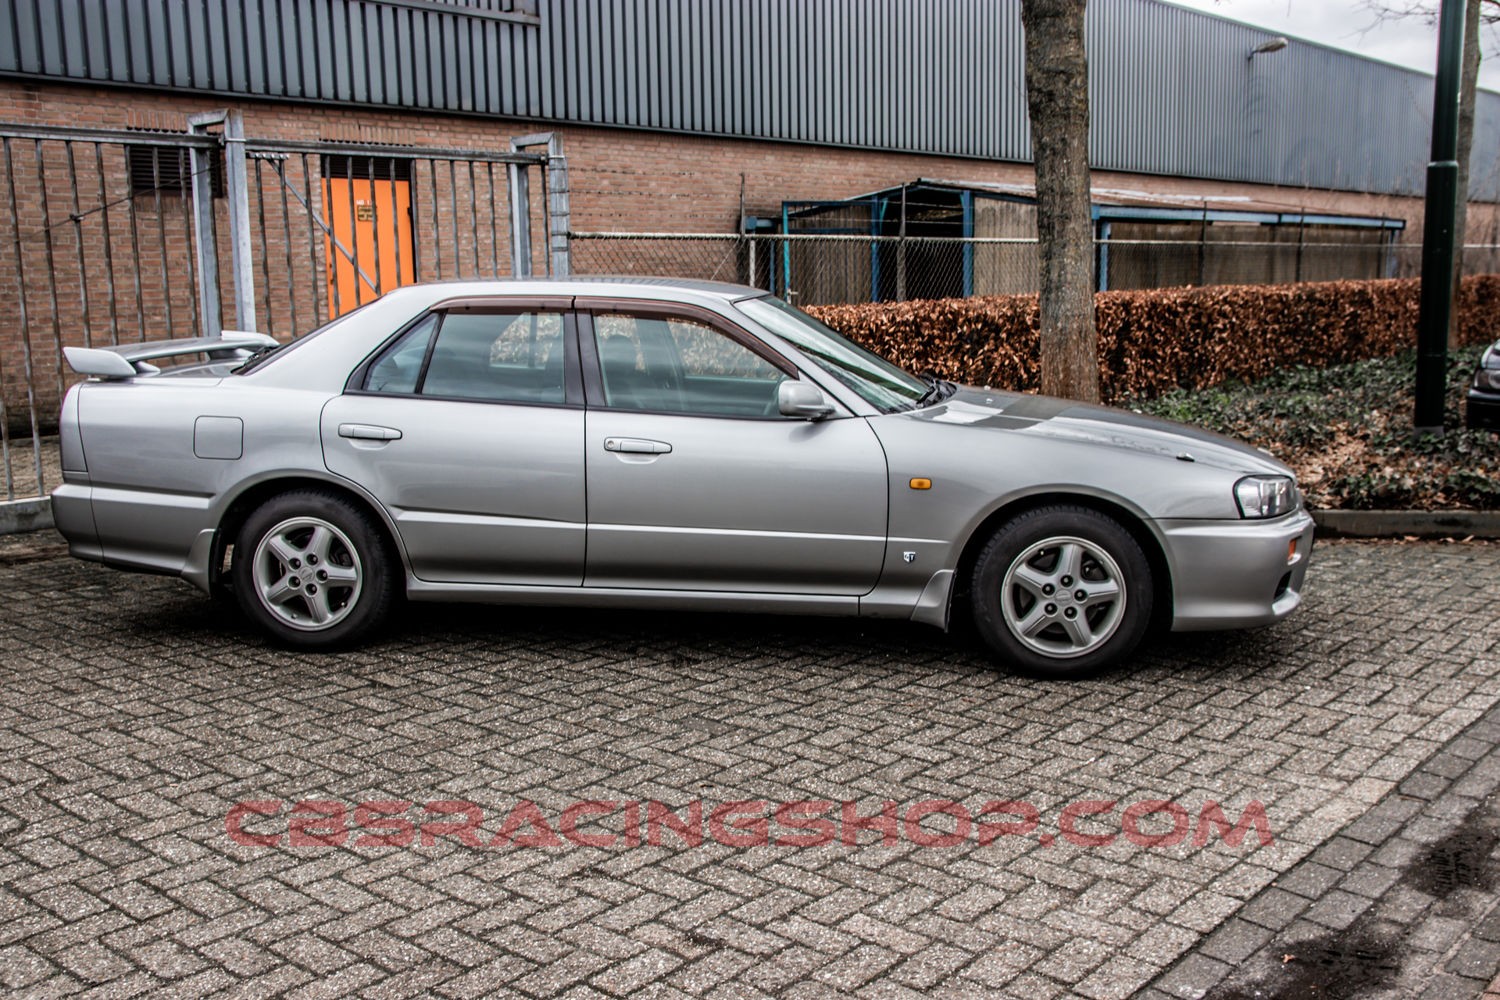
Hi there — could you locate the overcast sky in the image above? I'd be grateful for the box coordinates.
[1168,0,1500,91]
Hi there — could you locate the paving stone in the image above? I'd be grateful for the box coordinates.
[1237,888,1312,931]
[1146,623,1500,1000]
[1472,909,1500,944]
[1274,861,1343,901]
[1398,772,1452,802]
[1339,862,1402,900]
[1311,836,1376,871]
[1152,953,1234,998]
[1449,939,1500,980]
[888,943,971,990]
[0,943,54,989]
[811,945,901,991]
[1302,888,1375,931]
[2,535,1500,998]
[1418,972,1490,1000]
[1198,919,1273,965]
[1074,955,1159,1000]
[1410,914,1477,955]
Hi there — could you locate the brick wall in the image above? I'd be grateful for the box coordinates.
[6,80,1486,239]
[1,78,1497,432]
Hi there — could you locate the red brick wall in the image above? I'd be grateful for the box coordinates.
[5,80,1483,237]
[1,78,1496,431]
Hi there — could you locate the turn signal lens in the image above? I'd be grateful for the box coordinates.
[909,478,932,490]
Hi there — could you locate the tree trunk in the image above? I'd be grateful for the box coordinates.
[1450,0,1482,346]
[1022,0,1099,403]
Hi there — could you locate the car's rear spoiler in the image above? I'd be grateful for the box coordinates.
[63,331,278,379]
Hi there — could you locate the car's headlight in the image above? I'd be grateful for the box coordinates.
[1235,475,1298,519]
[1474,368,1500,392]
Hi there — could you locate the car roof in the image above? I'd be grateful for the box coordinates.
[382,275,766,305]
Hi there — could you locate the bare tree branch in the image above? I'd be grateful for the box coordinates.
[1359,0,1500,54]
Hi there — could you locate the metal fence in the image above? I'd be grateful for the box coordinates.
[0,116,566,504]
[570,232,1500,306]
[4,129,1499,509]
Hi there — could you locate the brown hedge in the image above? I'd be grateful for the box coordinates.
[806,276,1500,404]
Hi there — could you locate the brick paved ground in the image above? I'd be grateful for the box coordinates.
[1147,697,1500,1000]
[1,533,1499,999]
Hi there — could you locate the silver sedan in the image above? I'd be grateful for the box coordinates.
[53,278,1314,677]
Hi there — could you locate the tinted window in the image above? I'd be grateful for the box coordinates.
[366,311,567,404]
[735,296,927,412]
[364,315,437,394]
[594,313,786,417]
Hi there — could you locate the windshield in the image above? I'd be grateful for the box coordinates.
[735,296,930,412]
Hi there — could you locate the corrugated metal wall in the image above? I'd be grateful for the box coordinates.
[3,0,1497,199]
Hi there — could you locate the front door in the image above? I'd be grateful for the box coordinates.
[322,305,586,585]
[581,305,888,595]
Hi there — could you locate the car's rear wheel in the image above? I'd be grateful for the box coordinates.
[231,489,395,649]
[971,505,1153,678]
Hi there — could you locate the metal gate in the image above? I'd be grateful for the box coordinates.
[0,113,568,508]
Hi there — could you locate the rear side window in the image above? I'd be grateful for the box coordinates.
[365,315,437,394]
[363,311,567,405]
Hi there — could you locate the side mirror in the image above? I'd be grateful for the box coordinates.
[778,380,835,420]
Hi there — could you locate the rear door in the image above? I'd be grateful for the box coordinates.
[322,300,587,585]
[580,302,889,595]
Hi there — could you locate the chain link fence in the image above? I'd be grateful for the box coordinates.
[571,232,1500,307]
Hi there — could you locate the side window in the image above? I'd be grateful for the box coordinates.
[594,313,788,417]
[364,314,437,394]
[421,311,567,403]
[668,319,784,381]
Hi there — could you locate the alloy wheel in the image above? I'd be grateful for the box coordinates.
[250,516,364,631]
[999,535,1127,659]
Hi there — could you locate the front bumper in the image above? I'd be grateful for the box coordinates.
[1467,389,1500,430]
[1157,508,1315,632]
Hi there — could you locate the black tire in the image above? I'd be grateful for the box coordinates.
[970,505,1153,679]
[231,489,396,650]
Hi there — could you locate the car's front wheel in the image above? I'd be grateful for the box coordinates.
[970,505,1153,678]
[231,489,396,649]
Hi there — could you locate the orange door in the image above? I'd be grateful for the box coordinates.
[324,177,415,318]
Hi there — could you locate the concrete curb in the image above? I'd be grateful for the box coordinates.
[0,498,52,535]
[1312,509,1500,539]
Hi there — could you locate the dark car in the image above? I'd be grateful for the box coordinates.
[1469,340,1500,430]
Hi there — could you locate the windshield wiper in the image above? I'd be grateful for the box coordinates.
[232,343,284,374]
[912,372,957,409]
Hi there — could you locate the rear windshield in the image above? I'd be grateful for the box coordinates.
[233,300,380,375]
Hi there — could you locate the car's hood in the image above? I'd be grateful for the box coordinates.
[907,387,1293,477]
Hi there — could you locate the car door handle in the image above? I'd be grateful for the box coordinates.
[604,437,672,454]
[339,423,403,441]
